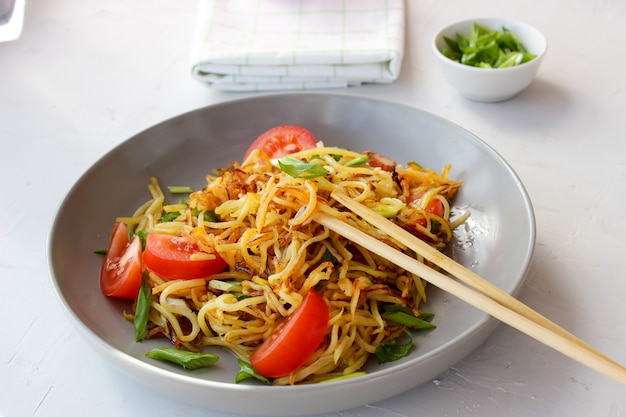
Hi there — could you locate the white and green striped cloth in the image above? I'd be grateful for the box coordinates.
[189,0,405,91]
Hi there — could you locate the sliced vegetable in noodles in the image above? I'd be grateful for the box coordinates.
[146,348,219,370]
[99,126,467,385]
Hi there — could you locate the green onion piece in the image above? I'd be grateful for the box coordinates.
[278,157,328,179]
[146,348,219,370]
[134,271,152,342]
[94,248,107,255]
[202,210,218,222]
[191,208,219,223]
[236,359,271,384]
[160,212,181,222]
[233,293,250,301]
[382,310,436,330]
[371,197,406,219]
[382,305,436,330]
[417,310,435,320]
[167,186,194,194]
[344,154,369,167]
[208,280,242,292]
[375,329,414,363]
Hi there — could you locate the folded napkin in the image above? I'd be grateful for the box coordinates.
[189,0,405,91]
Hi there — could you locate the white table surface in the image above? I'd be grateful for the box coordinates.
[2,1,625,416]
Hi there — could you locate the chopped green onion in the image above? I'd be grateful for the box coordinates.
[203,210,218,222]
[371,197,406,219]
[134,271,152,342]
[94,248,107,255]
[192,208,219,223]
[233,293,250,301]
[383,305,435,330]
[382,309,436,331]
[344,154,369,167]
[441,23,535,68]
[209,280,242,292]
[236,359,271,384]
[167,186,194,194]
[278,157,328,179]
[160,212,181,222]
[146,348,219,370]
[417,310,435,321]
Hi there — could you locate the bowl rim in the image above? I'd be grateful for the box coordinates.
[46,92,537,416]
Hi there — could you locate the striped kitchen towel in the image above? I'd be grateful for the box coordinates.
[189,0,405,91]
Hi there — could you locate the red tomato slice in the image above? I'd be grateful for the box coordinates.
[143,233,227,280]
[408,193,445,226]
[100,222,143,299]
[250,289,329,378]
[243,125,318,161]
[425,199,444,217]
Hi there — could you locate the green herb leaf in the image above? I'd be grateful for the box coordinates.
[375,329,414,363]
[278,157,328,179]
[167,185,194,194]
[160,212,181,222]
[134,271,152,342]
[236,359,271,384]
[145,348,219,370]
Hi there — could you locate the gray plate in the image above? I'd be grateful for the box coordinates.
[48,92,535,416]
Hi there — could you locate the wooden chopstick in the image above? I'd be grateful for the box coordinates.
[311,194,626,386]
[330,190,622,368]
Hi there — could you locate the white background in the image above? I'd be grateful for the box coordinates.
[2,1,625,416]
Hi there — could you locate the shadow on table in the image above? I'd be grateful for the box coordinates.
[461,79,572,139]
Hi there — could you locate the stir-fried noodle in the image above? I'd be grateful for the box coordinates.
[117,142,466,385]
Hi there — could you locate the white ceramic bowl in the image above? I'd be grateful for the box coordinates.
[48,93,535,416]
[432,18,547,102]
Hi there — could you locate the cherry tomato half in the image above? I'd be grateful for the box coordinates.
[243,125,318,161]
[425,199,444,217]
[143,233,227,280]
[408,193,445,227]
[250,289,329,378]
[100,222,143,299]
